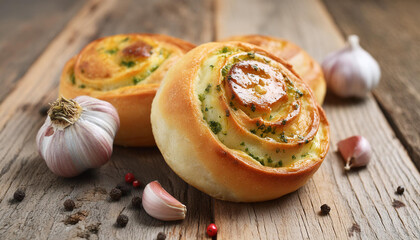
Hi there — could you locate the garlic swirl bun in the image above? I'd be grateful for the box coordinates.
[151,42,330,202]
[59,34,195,146]
[222,35,326,104]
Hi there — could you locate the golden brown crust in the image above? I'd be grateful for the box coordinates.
[59,34,195,146]
[221,35,326,104]
[151,42,330,202]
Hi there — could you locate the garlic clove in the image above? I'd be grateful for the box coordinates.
[337,136,372,170]
[322,35,381,98]
[142,181,187,221]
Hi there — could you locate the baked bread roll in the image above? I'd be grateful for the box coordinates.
[151,42,330,202]
[222,35,326,104]
[59,34,195,146]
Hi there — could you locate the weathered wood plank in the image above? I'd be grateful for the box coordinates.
[0,0,215,239]
[0,0,86,103]
[215,0,420,239]
[322,0,420,169]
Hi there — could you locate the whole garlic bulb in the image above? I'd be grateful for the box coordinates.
[36,96,120,177]
[322,35,381,98]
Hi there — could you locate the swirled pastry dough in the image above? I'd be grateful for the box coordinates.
[59,34,195,146]
[151,42,329,202]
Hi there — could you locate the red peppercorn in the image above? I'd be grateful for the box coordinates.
[125,173,135,183]
[206,223,217,237]
[132,180,141,188]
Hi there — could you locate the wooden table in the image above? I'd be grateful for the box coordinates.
[0,0,419,239]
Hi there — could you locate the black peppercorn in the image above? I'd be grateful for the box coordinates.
[132,196,142,208]
[110,188,122,201]
[116,214,128,227]
[157,232,166,240]
[396,186,405,195]
[13,189,25,202]
[116,182,131,196]
[320,204,331,215]
[64,199,75,211]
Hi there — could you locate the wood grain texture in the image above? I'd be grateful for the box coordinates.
[0,0,86,103]
[322,0,420,169]
[215,0,420,239]
[1,0,420,239]
[0,0,214,239]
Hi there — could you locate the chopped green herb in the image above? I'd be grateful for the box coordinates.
[295,89,304,98]
[221,47,229,53]
[79,84,86,89]
[150,65,159,72]
[225,110,230,117]
[121,61,135,68]
[133,77,141,84]
[205,84,212,93]
[105,48,118,54]
[221,65,230,77]
[263,58,271,63]
[251,104,256,112]
[276,148,280,153]
[293,103,299,110]
[121,37,129,42]
[282,119,287,125]
[263,126,272,134]
[229,101,237,110]
[292,155,296,160]
[275,161,283,167]
[271,126,277,134]
[305,139,309,144]
[256,121,260,126]
[284,77,293,86]
[250,129,257,134]
[252,65,259,71]
[209,121,222,134]
[247,52,255,58]
[205,107,208,111]
[280,132,288,143]
[216,84,221,92]
[269,115,273,120]
[70,73,75,85]
[267,156,273,163]
[198,94,206,102]
[240,142,245,146]
[210,65,214,69]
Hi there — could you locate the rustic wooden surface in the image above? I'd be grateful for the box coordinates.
[0,0,419,239]
[323,0,420,175]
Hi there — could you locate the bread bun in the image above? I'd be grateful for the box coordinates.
[222,35,326,104]
[59,34,195,146]
[151,42,330,202]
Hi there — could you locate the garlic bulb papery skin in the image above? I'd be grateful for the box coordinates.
[36,96,120,177]
[322,35,381,98]
[142,181,187,221]
[337,136,372,170]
